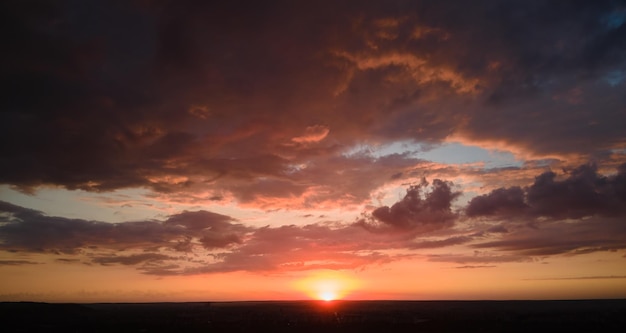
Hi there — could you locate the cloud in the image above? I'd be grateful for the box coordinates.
[92,253,174,266]
[0,201,249,254]
[428,253,532,265]
[2,162,626,275]
[358,179,460,232]
[0,197,455,275]
[163,210,245,249]
[471,217,626,256]
[335,51,479,94]
[0,0,624,210]
[0,260,39,266]
[461,163,626,257]
[291,125,330,143]
[1,1,626,289]
[467,163,626,219]
[525,163,626,218]
[522,275,626,281]
[163,210,236,231]
[408,236,473,249]
[0,200,403,274]
[466,187,527,217]
[181,223,408,275]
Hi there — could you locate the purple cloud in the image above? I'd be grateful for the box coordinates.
[467,163,626,219]
[358,179,460,232]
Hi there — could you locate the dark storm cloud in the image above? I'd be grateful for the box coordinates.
[526,163,626,218]
[0,201,249,254]
[467,163,626,219]
[449,1,626,156]
[466,187,527,217]
[471,216,626,256]
[1,0,625,206]
[358,179,460,232]
[463,164,626,257]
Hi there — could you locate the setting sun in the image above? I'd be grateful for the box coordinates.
[319,291,337,301]
[293,270,360,301]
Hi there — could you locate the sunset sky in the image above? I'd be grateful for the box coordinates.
[1,0,626,302]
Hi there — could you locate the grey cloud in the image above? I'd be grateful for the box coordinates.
[409,236,473,249]
[428,253,532,264]
[1,0,624,206]
[55,258,81,263]
[486,225,509,234]
[466,187,527,217]
[163,210,236,231]
[526,163,626,218]
[467,163,626,219]
[472,216,626,256]
[1,199,417,275]
[92,253,173,266]
[3,156,626,275]
[0,201,248,254]
[0,260,39,266]
[359,179,460,232]
[523,275,626,281]
[463,164,626,258]
[3,167,626,275]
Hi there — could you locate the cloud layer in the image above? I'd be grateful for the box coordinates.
[1,0,625,210]
[467,163,626,219]
[2,164,625,275]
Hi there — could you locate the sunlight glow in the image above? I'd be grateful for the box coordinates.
[293,270,360,301]
[319,290,337,301]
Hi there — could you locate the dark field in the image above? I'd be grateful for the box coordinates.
[1,299,625,332]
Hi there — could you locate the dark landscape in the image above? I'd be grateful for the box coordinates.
[1,299,625,332]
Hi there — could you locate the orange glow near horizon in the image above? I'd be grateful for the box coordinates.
[294,270,360,301]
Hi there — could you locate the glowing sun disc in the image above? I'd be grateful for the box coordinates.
[293,270,361,301]
[319,291,336,301]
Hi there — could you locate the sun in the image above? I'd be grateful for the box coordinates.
[293,270,360,301]
[319,290,337,302]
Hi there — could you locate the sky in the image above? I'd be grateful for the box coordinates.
[1,0,626,302]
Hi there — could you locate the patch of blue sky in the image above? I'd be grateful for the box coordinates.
[368,140,420,158]
[0,185,161,223]
[349,140,522,169]
[418,142,522,168]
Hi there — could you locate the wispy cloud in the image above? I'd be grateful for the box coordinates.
[523,275,626,281]
[0,260,39,266]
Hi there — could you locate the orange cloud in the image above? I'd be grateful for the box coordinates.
[291,125,330,143]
